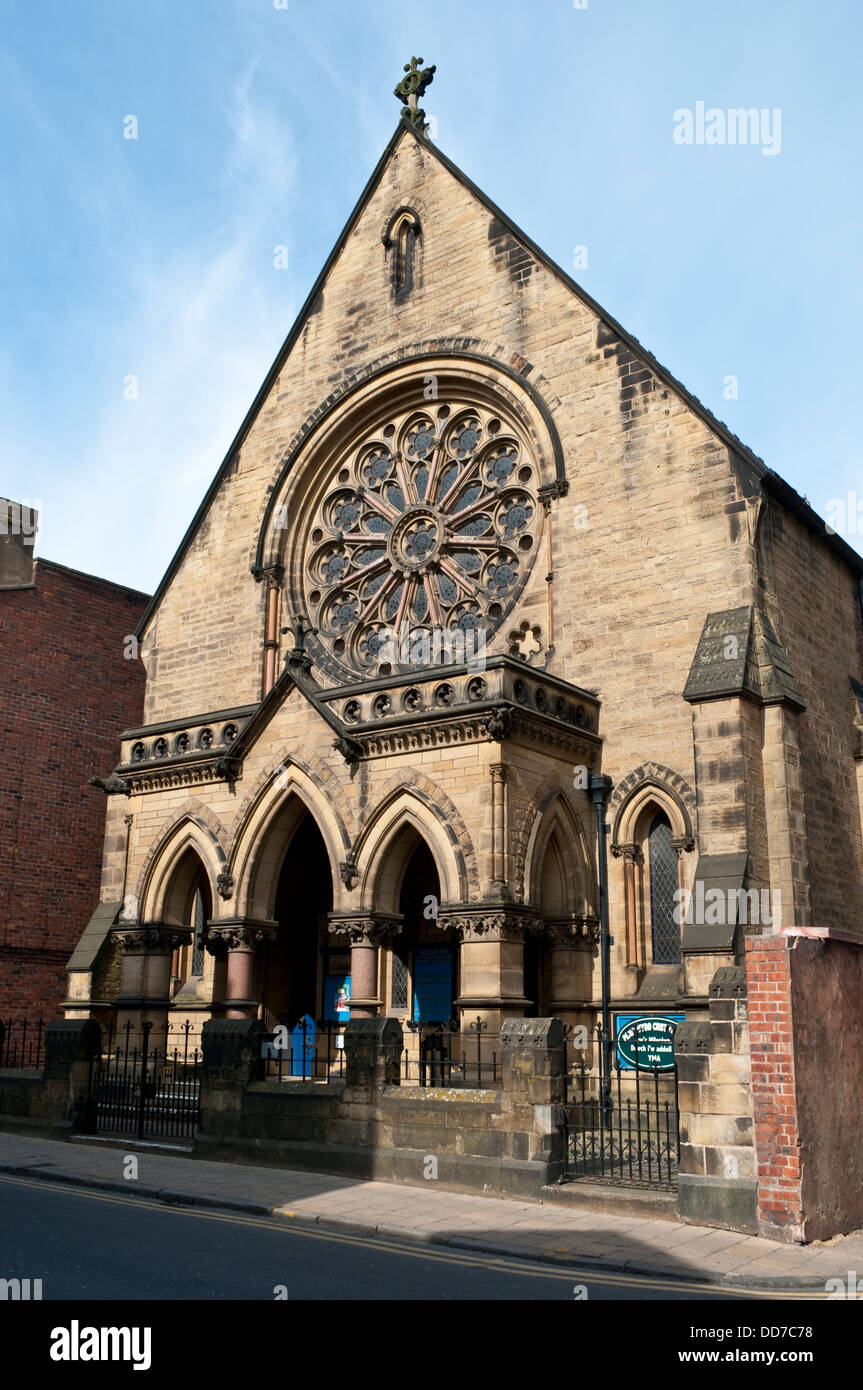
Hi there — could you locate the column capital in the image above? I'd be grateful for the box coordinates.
[439,907,537,943]
[611,840,639,863]
[205,918,277,955]
[671,835,696,855]
[541,914,601,947]
[327,912,402,945]
[110,924,192,954]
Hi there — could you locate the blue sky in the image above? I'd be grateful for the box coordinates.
[2,0,862,593]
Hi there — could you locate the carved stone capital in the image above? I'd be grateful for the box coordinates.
[110,925,192,954]
[611,841,640,864]
[206,920,277,955]
[542,914,601,946]
[537,479,570,510]
[252,563,285,586]
[671,835,696,855]
[438,908,536,943]
[327,913,402,945]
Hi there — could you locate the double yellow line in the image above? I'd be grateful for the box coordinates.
[0,1173,823,1299]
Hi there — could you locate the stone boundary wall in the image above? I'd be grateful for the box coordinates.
[675,965,757,1233]
[194,1015,565,1198]
[0,1020,100,1138]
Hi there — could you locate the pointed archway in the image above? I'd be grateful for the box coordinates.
[259,810,335,1031]
[389,838,457,1024]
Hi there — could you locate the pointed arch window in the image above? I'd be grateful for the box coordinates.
[648,811,680,964]
[384,208,421,299]
[191,886,206,976]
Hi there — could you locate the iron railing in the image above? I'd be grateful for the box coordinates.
[561,1022,680,1188]
[88,1019,201,1141]
[0,1018,46,1070]
[401,1018,500,1089]
[261,1019,348,1082]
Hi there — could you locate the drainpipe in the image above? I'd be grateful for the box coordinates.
[590,773,614,1113]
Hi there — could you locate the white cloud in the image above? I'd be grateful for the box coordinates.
[27,66,299,592]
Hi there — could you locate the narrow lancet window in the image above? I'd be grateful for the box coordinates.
[384,208,421,300]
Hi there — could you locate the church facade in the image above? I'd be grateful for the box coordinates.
[66,98,863,1104]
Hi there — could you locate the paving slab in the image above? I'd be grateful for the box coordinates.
[0,1129,853,1292]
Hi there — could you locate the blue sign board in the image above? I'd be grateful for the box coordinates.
[614,1013,685,1071]
[412,946,455,1023]
[322,975,351,1022]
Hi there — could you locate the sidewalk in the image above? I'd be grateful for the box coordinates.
[0,1129,858,1292]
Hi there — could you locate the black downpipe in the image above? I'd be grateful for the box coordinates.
[590,773,614,1117]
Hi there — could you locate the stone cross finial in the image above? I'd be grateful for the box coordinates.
[394,56,436,131]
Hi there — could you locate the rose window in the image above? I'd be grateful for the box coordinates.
[301,399,543,678]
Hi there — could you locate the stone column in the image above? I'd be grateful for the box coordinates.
[260,565,284,697]
[489,763,509,894]
[206,921,277,1020]
[613,843,640,966]
[328,915,400,1020]
[443,909,534,1037]
[111,925,192,1034]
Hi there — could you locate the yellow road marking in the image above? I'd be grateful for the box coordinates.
[0,1173,823,1298]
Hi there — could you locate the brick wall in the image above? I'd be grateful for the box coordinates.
[745,935,803,1239]
[747,931,863,1242]
[0,560,148,1018]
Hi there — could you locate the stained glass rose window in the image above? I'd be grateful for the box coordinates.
[301,399,541,679]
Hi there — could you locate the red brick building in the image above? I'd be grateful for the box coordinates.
[0,501,149,1020]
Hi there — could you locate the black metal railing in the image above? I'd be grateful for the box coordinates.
[561,1023,679,1188]
[261,1019,348,1082]
[88,1019,201,1141]
[0,1018,46,1070]
[401,1018,500,1089]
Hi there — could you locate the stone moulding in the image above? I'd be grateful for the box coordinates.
[353,706,599,760]
[117,759,243,794]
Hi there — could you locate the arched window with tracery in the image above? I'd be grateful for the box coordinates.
[610,773,695,971]
[647,810,680,964]
[297,394,544,683]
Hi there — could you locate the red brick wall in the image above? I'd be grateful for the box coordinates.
[747,932,863,1242]
[0,559,148,1020]
[745,935,804,1240]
